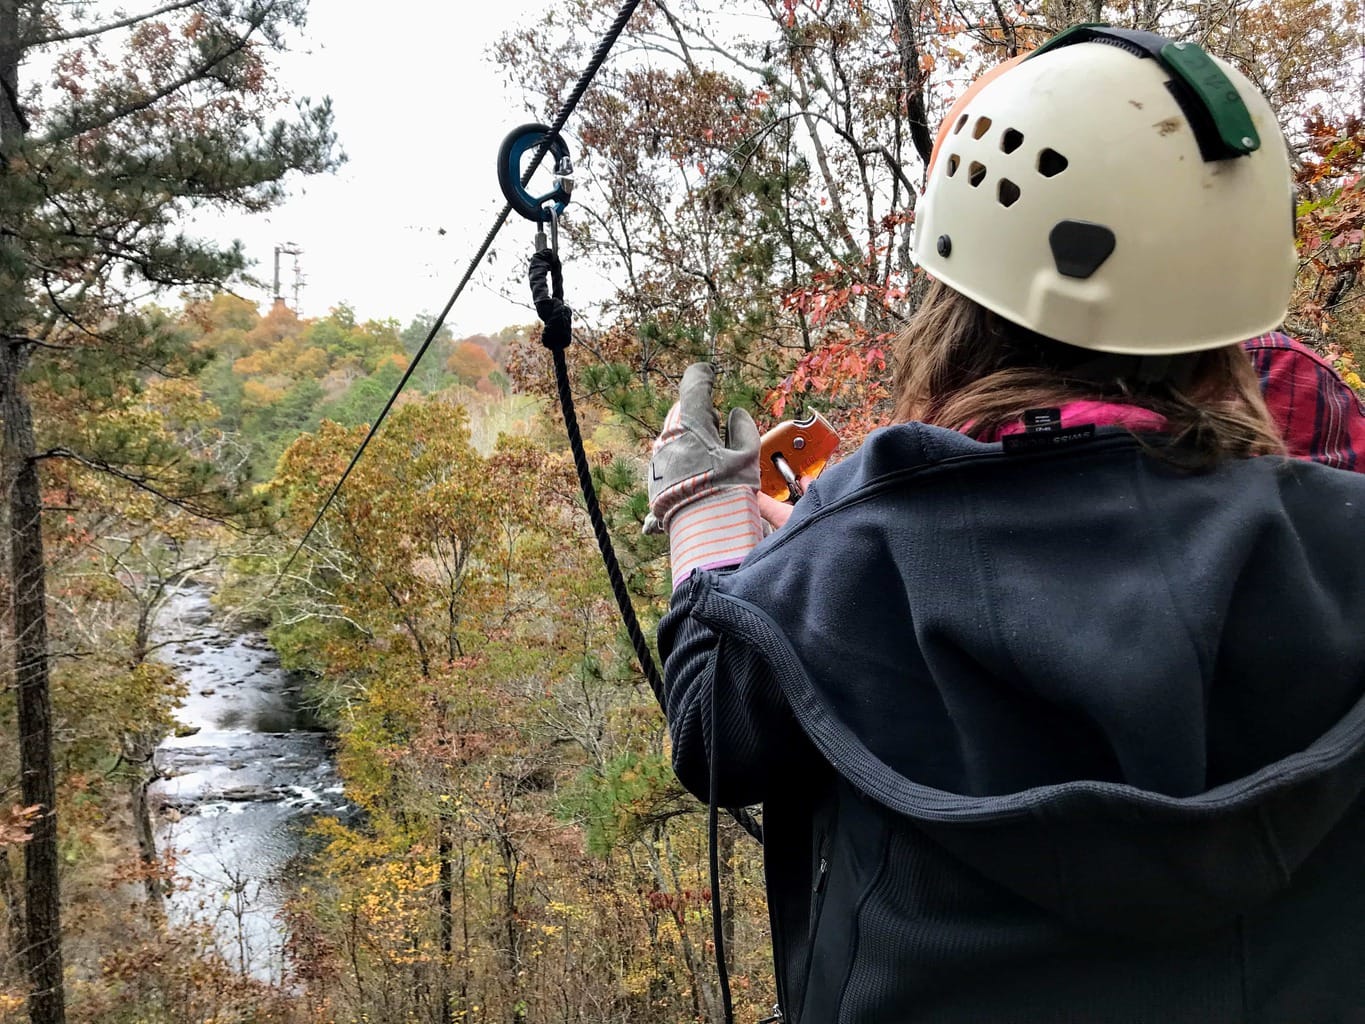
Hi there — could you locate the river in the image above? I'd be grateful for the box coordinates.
[149,583,348,982]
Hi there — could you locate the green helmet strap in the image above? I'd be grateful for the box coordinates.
[1027,25,1261,161]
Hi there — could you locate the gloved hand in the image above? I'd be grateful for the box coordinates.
[644,363,764,589]
[529,248,572,351]
[644,362,760,532]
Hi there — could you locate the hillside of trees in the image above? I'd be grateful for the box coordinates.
[190,294,530,477]
[2,1,1363,1023]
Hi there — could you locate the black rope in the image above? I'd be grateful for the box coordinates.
[278,0,647,583]
[272,0,764,856]
[539,275,761,1024]
[549,346,662,692]
[547,346,763,853]
[271,0,768,1013]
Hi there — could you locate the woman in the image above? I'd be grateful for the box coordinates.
[644,26,1365,1023]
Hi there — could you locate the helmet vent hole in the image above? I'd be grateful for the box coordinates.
[998,179,1021,207]
[1001,129,1024,154]
[1038,148,1069,177]
[971,117,993,140]
[953,114,969,135]
[968,162,987,188]
[947,154,960,177]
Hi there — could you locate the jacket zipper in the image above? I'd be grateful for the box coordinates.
[795,834,832,1011]
[814,856,830,901]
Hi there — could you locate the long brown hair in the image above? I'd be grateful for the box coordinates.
[891,279,1285,465]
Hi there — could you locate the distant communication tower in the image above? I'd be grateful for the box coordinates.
[291,265,307,313]
[272,242,304,313]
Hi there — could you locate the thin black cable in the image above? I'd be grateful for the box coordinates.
[278,0,647,582]
[272,0,765,855]
[275,201,514,582]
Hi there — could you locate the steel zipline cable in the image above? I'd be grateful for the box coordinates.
[278,0,645,582]
[278,5,766,1018]
[274,0,762,840]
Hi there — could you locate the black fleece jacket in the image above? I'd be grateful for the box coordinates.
[657,423,1365,1023]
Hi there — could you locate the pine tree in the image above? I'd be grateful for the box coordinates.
[0,4,340,1022]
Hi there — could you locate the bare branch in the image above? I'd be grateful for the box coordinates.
[23,0,202,47]
[652,0,699,76]
[891,0,936,168]
[35,447,240,527]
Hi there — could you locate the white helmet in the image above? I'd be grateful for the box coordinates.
[912,27,1296,356]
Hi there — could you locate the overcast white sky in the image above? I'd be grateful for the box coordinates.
[186,2,565,335]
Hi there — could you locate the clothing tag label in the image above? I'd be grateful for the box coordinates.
[1023,408,1063,433]
[1003,423,1097,454]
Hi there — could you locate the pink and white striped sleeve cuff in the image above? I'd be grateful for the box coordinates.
[668,488,764,591]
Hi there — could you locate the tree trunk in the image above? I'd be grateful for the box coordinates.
[1,5,66,1020]
[437,821,453,1024]
[129,772,164,915]
[790,62,861,258]
[891,0,939,166]
[1042,0,1098,31]
[498,830,520,975]
[2,352,66,1024]
[127,581,165,916]
[458,833,470,1017]
[654,831,718,1023]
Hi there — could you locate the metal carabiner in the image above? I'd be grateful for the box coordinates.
[499,123,574,251]
[534,206,562,254]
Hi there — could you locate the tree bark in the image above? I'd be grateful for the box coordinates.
[2,4,65,1018]
[891,0,936,168]
[437,821,453,1024]
[129,772,164,914]
[0,846,23,979]
[1,347,66,1024]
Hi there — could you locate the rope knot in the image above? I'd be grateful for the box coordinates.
[529,249,572,351]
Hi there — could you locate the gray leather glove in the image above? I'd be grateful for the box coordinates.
[643,363,761,535]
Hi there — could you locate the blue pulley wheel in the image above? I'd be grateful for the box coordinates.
[498,123,573,223]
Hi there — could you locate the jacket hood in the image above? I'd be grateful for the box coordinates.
[693,423,1365,938]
